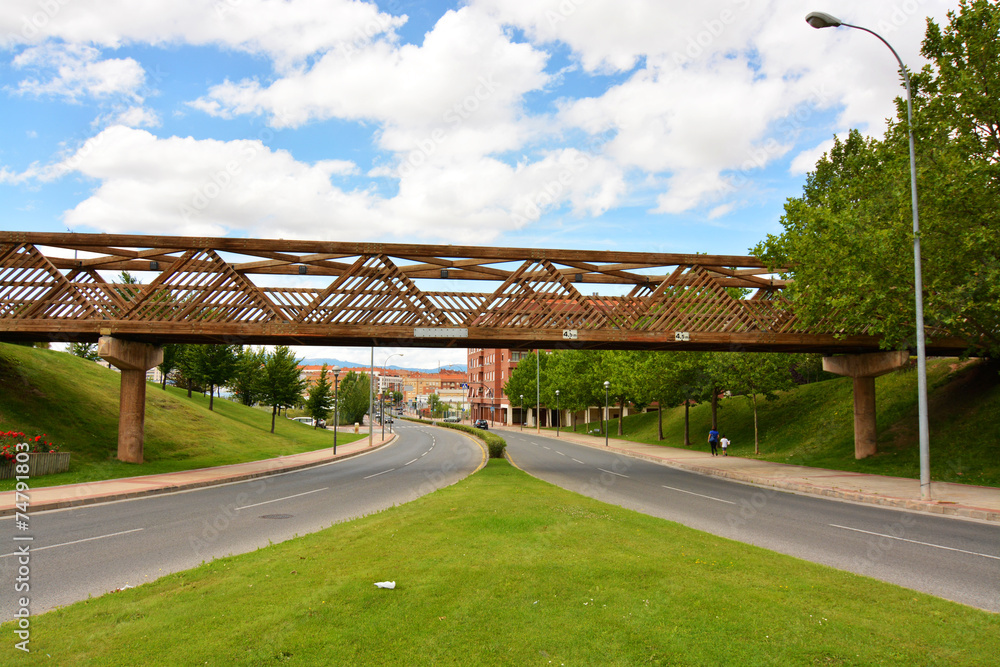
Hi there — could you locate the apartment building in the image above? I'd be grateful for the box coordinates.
[466,348,534,426]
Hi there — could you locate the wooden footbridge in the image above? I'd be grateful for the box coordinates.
[0,232,969,463]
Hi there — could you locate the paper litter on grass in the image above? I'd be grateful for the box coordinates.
[374,581,396,589]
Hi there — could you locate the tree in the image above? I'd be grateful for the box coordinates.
[68,342,101,362]
[189,344,239,411]
[337,371,371,425]
[602,350,648,436]
[545,350,599,432]
[643,352,714,444]
[173,345,203,397]
[715,352,806,454]
[229,347,266,406]
[503,350,550,426]
[427,393,443,418]
[304,364,334,428]
[157,343,182,390]
[755,0,1000,359]
[261,346,306,433]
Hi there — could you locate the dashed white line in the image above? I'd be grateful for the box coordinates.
[661,485,735,504]
[404,458,418,466]
[0,528,145,557]
[543,446,551,450]
[235,487,329,510]
[363,469,396,479]
[555,451,566,457]
[597,467,629,478]
[571,458,585,464]
[829,524,1000,560]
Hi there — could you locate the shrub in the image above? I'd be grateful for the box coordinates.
[0,431,60,461]
[434,422,507,459]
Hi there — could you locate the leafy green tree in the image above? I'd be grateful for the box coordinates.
[229,347,266,406]
[545,350,599,432]
[68,342,101,362]
[173,344,203,397]
[337,371,371,425]
[641,352,714,444]
[755,0,1000,358]
[427,393,443,418]
[305,365,334,428]
[190,344,239,411]
[715,352,806,454]
[262,346,306,433]
[503,351,550,426]
[157,343,182,390]
[602,350,649,436]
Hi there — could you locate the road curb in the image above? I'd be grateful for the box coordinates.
[597,444,1000,523]
[3,437,395,516]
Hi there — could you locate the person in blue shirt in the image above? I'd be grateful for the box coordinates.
[708,427,720,456]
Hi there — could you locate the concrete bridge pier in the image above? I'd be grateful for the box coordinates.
[98,336,163,464]
[822,351,909,459]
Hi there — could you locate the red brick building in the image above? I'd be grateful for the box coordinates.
[466,348,533,425]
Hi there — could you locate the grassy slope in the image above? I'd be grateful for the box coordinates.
[4,460,997,666]
[0,343,362,489]
[566,357,1000,487]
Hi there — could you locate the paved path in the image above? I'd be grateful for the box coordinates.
[6,422,999,523]
[1,429,395,515]
[496,425,1000,522]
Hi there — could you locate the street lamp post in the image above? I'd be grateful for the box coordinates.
[381,353,403,440]
[555,389,560,438]
[519,394,524,431]
[806,11,931,499]
[332,366,341,455]
[603,380,610,447]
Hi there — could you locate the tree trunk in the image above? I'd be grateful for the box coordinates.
[617,400,623,436]
[752,393,760,454]
[657,404,663,441]
[209,384,215,411]
[161,375,167,390]
[187,378,192,398]
[684,401,690,445]
[271,405,277,434]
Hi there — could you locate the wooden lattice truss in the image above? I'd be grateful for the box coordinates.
[0,232,966,353]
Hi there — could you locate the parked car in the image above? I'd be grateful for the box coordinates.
[474,420,489,430]
[290,416,313,426]
[442,416,460,423]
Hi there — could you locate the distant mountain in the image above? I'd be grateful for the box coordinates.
[301,358,467,373]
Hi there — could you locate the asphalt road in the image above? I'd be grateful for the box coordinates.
[503,428,1000,613]
[0,421,483,619]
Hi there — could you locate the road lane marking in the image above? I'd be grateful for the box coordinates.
[661,485,735,504]
[571,458,585,464]
[363,469,396,479]
[597,467,629,478]
[543,446,550,450]
[420,451,428,457]
[555,451,566,456]
[404,458,418,466]
[829,524,1000,560]
[235,487,329,510]
[1,528,145,557]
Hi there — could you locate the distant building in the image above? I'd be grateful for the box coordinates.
[466,348,533,426]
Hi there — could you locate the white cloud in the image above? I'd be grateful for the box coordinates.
[0,0,405,70]
[790,138,837,175]
[93,105,162,129]
[11,43,145,101]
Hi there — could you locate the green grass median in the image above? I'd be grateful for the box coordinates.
[5,459,997,665]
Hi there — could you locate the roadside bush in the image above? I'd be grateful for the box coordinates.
[435,422,507,459]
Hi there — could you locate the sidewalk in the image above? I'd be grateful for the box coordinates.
[497,425,1000,523]
[1,429,396,516]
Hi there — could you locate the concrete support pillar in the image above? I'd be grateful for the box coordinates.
[823,351,908,460]
[99,336,163,464]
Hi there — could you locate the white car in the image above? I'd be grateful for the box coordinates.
[290,416,314,426]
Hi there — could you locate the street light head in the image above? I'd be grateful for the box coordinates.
[604,380,610,389]
[555,389,560,396]
[806,11,842,29]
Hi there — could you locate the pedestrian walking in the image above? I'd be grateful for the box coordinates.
[708,427,719,456]
[720,435,729,456]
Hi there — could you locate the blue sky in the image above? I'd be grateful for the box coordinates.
[0,0,960,369]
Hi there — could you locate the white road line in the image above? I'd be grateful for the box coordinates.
[404,458,418,466]
[0,528,145,557]
[420,451,428,457]
[829,524,1000,561]
[571,458,585,464]
[235,487,329,510]
[597,467,629,478]
[363,469,396,480]
[555,451,566,456]
[662,485,735,505]
[543,446,550,450]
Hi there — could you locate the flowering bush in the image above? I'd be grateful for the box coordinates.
[0,431,60,462]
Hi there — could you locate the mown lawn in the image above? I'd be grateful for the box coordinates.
[4,460,997,665]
